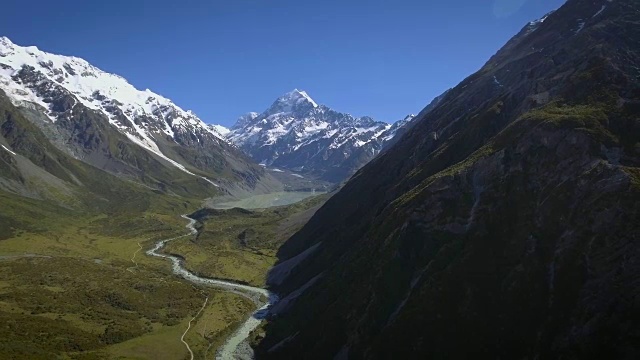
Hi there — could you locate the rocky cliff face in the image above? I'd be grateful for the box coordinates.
[227,89,414,182]
[257,0,640,358]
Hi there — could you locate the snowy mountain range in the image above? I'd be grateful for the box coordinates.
[0,36,276,197]
[221,89,415,182]
[0,35,420,186]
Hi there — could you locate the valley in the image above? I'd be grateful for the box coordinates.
[1,0,639,358]
[145,215,277,360]
[0,189,327,359]
[0,29,334,359]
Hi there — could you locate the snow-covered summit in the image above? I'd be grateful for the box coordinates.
[263,88,319,117]
[287,89,318,108]
[225,89,413,182]
[277,89,318,108]
[227,89,387,147]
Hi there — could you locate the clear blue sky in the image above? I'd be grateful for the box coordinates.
[1,0,565,126]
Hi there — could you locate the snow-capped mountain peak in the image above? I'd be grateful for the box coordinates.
[288,88,318,108]
[265,89,318,116]
[0,36,230,177]
[0,37,199,131]
[225,90,415,182]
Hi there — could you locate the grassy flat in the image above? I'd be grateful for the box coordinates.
[106,290,254,360]
[164,194,329,287]
[0,186,256,359]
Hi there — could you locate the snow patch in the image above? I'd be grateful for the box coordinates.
[1,145,17,156]
[208,124,230,139]
[125,133,196,176]
[525,11,553,34]
[592,5,606,18]
[200,177,220,187]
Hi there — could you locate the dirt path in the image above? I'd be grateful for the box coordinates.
[181,296,209,360]
[126,242,143,273]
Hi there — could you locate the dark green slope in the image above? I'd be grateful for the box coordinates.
[258,0,640,358]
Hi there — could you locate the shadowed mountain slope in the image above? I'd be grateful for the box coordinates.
[257,0,640,358]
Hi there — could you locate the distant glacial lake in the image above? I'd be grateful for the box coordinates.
[210,191,323,209]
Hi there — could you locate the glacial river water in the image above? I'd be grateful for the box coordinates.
[147,215,279,360]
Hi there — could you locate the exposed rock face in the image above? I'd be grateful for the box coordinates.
[227,89,416,182]
[257,0,640,358]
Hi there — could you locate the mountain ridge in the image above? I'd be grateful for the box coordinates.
[256,0,640,358]
[0,36,280,198]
